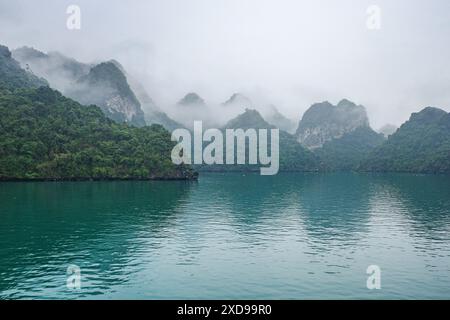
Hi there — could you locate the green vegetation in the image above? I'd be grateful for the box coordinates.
[360,107,450,173]
[0,45,48,90]
[0,86,197,180]
[197,109,321,172]
[2,43,450,177]
[315,127,385,171]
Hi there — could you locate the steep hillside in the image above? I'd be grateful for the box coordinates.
[0,86,196,180]
[315,127,385,170]
[360,107,450,173]
[0,45,48,90]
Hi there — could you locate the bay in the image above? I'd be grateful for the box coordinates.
[0,173,449,299]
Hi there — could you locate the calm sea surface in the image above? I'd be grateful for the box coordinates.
[1,173,449,299]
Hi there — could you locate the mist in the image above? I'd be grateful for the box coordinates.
[0,0,449,129]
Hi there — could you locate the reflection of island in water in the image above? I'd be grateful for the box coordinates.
[1,173,450,299]
[369,174,450,234]
[195,173,450,241]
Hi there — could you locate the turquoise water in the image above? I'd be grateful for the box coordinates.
[1,173,449,299]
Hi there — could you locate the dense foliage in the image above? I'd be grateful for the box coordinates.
[0,45,48,90]
[315,127,385,171]
[359,107,450,173]
[0,86,196,180]
[2,43,449,176]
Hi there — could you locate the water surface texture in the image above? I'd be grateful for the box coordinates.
[1,173,450,299]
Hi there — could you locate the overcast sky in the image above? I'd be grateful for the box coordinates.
[1,0,449,128]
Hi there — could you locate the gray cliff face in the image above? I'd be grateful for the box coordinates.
[12,47,146,127]
[295,99,370,149]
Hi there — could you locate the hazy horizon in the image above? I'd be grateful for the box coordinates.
[1,0,449,128]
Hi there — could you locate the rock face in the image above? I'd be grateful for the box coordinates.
[12,47,146,127]
[105,59,181,131]
[68,62,146,126]
[295,99,370,149]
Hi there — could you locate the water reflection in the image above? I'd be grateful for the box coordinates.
[1,173,450,299]
[0,181,192,298]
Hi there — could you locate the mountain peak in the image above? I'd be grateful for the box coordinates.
[296,99,369,149]
[82,61,134,96]
[70,61,145,126]
[178,92,205,106]
[223,93,253,107]
[0,45,12,58]
[89,61,122,76]
[224,108,273,130]
[414,106,446,116]
[408,107,447,125]
[337,98,357,108]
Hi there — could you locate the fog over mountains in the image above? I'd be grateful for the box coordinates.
[0,0,449,176]
[1,0,449,129]
[1,42,450,175]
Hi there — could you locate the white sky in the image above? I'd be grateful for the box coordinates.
[1,0,449,128]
